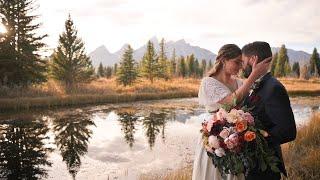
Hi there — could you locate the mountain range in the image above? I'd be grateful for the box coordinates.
[89,37,311,67]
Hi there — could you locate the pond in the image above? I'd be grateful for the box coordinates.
[0,97,319,179]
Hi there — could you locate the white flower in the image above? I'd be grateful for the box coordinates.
[226,109,242,123]
[208,135,220,149]
[214,148,226,157]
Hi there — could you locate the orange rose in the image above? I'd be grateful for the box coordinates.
[244,131,256,142]
[236,120,247,133]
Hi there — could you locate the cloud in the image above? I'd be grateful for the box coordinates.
[37,0,320,53]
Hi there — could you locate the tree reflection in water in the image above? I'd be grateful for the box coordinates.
[52,110,95,179]
[117,108,139,149]
[143,112,167,150]
[0,115,52,179]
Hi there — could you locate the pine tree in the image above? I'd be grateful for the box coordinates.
[284,61,292,76]
[178,56,187,77]
[105,66,112,78]
[97,62,105,77]
[169,48,177,77]
[116,45,138,86]
[309,48,320,76]
[292,62,300,77]
[0,0,47,86]
[113,63,118,76]
[274,45,289,77]
[141,41,158,83]
[187,54,195,77]
[50,15,94,88]
[270,52,278,76]
[157,38,169,80]
[194,58,200,78]
[201,59,207,76]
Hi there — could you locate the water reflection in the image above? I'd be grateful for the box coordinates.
[142,112,167,149]
[117,108,139,149]
[0,115,52,179]
[52,111,95,179]
[0,98,318,179]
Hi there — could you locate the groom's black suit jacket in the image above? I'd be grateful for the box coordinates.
[244,72,297,180]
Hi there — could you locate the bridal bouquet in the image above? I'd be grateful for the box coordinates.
[201,107,280,176]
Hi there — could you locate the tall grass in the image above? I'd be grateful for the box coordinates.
[0,78,199,111]
[282,112,320,180]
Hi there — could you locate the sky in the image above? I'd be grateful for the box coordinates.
[34,0,319,55]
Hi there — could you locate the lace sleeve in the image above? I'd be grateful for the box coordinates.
[198,77,230,107]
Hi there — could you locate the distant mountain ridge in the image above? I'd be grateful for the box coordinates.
[89,37,311,67]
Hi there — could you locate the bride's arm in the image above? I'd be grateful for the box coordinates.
[218,57,272,105]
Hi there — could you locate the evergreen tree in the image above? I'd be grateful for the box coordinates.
[0,0,47,86]
[97,62,105,77]
[178,56,187,77]
[194,58,200,78]
[105,66,112,78]
[201,59,207,76]
[50,15,94,88]
[157,38,169,80]
[116,45,138,86]
[274,45,289,77]
[187,54,195,77]
[113,63,118,76]
[284,61,292,75]
[309,48,320,76]
[169,48,177,77]
[270,52,278,76]
[292,62,300,77]
[141,41,158,83]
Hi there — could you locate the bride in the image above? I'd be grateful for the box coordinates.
[192,44,271,180]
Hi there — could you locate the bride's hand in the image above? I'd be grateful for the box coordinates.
[250,56,272,80]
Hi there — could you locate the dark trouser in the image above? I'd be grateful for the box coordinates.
[246,168,281,180]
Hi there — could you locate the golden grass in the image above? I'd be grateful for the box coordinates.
[0,77,319,111]
[282,112,320,180]
[278,78,320,96]
[139,166,192,180]
[0,78,199,111]
[140,113,320,180]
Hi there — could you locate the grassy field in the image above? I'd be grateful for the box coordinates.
[0,77,319,111]
[0,78,198,111]
[139,113,320,180]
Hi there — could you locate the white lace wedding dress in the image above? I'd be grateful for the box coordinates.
[192,76,245,180]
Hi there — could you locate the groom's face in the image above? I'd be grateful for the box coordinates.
[241,54,253,78]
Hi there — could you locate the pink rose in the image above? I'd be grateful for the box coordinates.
[219,128,230,139]
[243,112,254,125]
[208,135,220,149]
[224,133,239,149]
[224,138,236,149]
[229,133,239,144]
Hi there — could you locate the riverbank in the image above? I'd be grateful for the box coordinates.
[139,112,320,180]
[0,77,319,112]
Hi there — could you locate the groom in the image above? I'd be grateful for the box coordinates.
[241,41,297,180]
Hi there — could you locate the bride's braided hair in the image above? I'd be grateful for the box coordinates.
[208,44,242,77]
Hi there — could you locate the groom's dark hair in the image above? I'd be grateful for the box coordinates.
[242,41,272,62]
